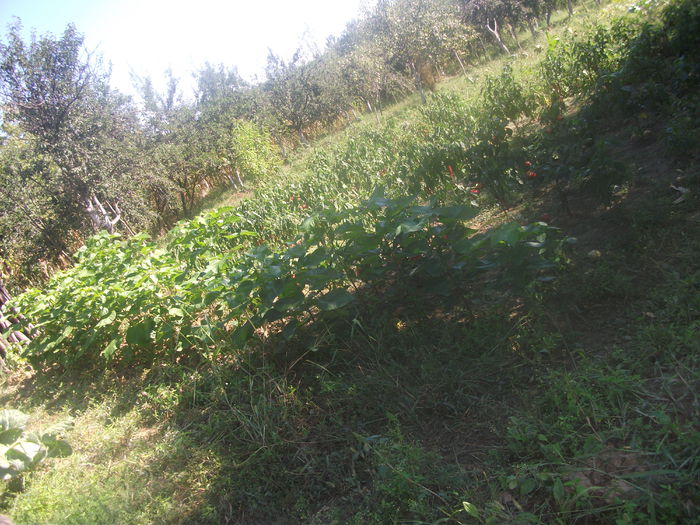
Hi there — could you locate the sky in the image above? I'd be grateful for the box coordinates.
[0,0,368,98]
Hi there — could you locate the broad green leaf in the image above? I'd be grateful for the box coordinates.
[168,307,186,318]
[44,438,73,458]
[7,441,42,465]
[452,238,477,256]
[284,243,307,259]
[274,292,306,313]
[316,289,354,311]
[267,265,283,278]
[0,410,29,433]
[395,220,424,236]
[231,322,254,348]
[491,223,521,246]
[421,259,447,278]
[334,223,366,240]
[95,310,117,328]
[302,247,330,267]
[262,309,284,323]
[520,477,537,496]
[41,418,75,439]
[304,268,344,291]
[0,428,23,446]
[281,319,300,341]
[204,291,221,306]
[102,339,119,359]
[552,477,566,502]
[300,215,317,232]
[126,320,154,346]
[366,187,389,208]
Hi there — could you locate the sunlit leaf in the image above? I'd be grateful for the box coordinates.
[462,501,480,518]
[102,339,119,359]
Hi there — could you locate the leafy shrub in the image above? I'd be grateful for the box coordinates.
[228,120,282,183]
[540,20,638,100]
[483,65,536,124]
[418,92,476,143]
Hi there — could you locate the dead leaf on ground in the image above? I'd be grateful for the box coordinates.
[566,445,646,503]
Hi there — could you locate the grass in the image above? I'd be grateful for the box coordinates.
[2,0,699,522]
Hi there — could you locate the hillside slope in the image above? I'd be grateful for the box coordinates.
[1,0,699,523]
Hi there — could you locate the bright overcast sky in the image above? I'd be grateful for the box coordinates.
[0,0,368,98]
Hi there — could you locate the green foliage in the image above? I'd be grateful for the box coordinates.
[348,422,454,523]
[0,409,72,486]
[540,16,641,99]
[14,233,186,367]
[6,2,700,523]
[0,22,152,280]
[228,120,281,182]
[483,65,536,123]
[14,189,565,369]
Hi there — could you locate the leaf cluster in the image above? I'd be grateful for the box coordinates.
[0,409,72,485]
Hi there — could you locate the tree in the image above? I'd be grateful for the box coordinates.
[195,63,262,123]
[0,22,144,244]
[461,0,513,55]
[264,50,325,144]
[137,71,280,219]
[370,0,471,103]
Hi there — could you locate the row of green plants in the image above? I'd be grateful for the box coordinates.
[14,190,568,369]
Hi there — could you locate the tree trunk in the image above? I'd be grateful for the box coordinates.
[365,99,381,125]
[0,281,10,307]
[527,18,538,38]
[180,192,191,218]
[410,61,427,105]
[297,128,309,146]
[508,24,522,50]
[477,35,488,58]
[567,0,574,16]
[107,201,135,235]
[85,194,121,234]
[453,50,468,76]
[274,135,288,162]
[226,173,239,190]
[486,19,511,55]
